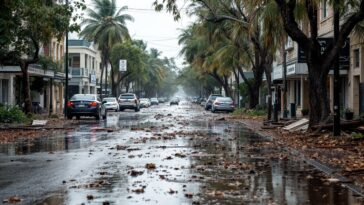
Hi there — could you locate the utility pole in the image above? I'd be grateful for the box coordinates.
[333,2,341,136]
[64,0,69,117]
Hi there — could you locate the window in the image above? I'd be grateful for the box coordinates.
[85,54,88,68]
[285,36,294,50]
[321,0,328,20]
[92,57,95,70]
[354,49,360,68]
[1,79,9,104]
[68,53,80,67]
[294,80,301,106]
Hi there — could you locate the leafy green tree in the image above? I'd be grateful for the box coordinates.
[0,0,82,113]
[155,0,364,127]
[79,0,133,97]
[110,42,144,96]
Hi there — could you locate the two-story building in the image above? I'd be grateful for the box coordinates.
[68,39,102,97]
[272,1,360,117]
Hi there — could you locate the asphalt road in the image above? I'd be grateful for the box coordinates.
[0,102,363,205]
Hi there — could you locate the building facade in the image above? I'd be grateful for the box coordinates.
[68,40,102,97]
[271,1,361,118]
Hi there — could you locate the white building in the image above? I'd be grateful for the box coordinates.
[68,40,102,97]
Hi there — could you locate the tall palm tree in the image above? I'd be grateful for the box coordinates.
[79,0,133,97]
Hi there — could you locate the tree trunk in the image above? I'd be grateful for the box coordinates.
[20,62,32,114]
[126,82,129,93]
[105,61,108,97]
[249,88,260,109]
[265,69,272,121]
[111,65,116,96]
[307,64,330,128]
[100,64,104,98]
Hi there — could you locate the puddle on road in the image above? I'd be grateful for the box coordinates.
[36,118,364,205]
[0,123,111,155]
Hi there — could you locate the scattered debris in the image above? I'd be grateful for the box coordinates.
[129,170,144,177]
[3,196,22,203]
[145,163,156,169]
[32,120,47,126]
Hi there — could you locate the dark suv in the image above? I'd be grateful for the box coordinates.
[205,94,223,110]
[118,93,140,112]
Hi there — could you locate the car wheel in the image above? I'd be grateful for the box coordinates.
[120,108,124,112]
[67,115,72,120]
[76,116,80,120]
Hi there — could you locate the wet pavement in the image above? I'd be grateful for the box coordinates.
[0,102,363,205]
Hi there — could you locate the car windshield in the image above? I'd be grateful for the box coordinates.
[104,98,116,102]
[210,95,222,100]
[120,95,134,99]
[216,97,232,102]
[71,95,95,101]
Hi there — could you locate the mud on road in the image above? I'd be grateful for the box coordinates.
[0,102,363,205]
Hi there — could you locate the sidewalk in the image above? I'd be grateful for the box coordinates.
[228,116,364,195]
[0,115,76,144]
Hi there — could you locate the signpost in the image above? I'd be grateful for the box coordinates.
[119,60,127,72]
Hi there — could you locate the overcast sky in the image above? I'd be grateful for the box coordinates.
[74,0,194,68]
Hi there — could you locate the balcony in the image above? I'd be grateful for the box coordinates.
[69,67,89,78]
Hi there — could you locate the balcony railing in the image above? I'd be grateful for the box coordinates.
[69,67,90,78]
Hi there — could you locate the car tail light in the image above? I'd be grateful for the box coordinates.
[67,101,74,107]
[214,101,220,105]
[135,99,138,104]
[89,101,98,107]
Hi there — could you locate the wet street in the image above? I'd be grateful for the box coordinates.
[0,102,363,205]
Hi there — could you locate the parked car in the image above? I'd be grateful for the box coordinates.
[103,97,119,111]
[150,98,159,105]
[170,98,179,105]
[200,99,206,107]
[118,93,140,112]
[140,98,151,108]
[158,97,166,103]
[67,94,107,120]
[211,97,235,113]
[205,94,223,110]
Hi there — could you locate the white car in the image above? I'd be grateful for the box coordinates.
[140,98,151,108]
[103,97,119,111]
[118,93,140,112]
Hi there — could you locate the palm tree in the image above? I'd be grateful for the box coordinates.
[79,0,133,97]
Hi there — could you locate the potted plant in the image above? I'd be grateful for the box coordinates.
[301,108,309,116]
[344,108,354,120]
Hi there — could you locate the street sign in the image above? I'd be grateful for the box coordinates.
[119,60,127,72]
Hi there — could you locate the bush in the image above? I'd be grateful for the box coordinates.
[0,106,28,123]
[232,108,267,117]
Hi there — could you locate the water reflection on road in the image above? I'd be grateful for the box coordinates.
[0,103,363,205]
